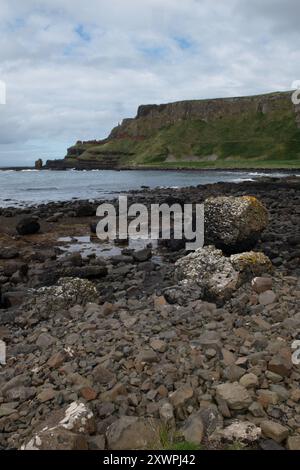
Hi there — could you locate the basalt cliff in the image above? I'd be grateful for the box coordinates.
[45,91,300,170]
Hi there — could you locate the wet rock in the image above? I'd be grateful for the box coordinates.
[16,217,40,235]
[132,248,152,262]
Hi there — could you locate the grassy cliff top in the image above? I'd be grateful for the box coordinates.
[65,91,300,169]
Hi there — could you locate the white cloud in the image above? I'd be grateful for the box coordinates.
[0,0,299,165]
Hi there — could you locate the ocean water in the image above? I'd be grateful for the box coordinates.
[0,169,297,207]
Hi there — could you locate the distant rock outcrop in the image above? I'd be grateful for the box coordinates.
[35,158,43,169]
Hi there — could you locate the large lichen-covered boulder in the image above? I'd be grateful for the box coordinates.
[205,196,268,252]
[20,277,98,320]
[173,246,272,304]
[175,246,239,303]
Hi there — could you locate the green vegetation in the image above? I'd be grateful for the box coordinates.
[67,103,300,169]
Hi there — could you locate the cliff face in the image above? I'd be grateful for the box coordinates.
[45,91,300,169]
[109,92,295,139]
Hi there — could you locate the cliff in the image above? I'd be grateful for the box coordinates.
[45,91,300,169]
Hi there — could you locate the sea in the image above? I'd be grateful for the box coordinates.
[0,169,297,207]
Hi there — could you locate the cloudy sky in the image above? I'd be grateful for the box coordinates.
[0,0,299,165]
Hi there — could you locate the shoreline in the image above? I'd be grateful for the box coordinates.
[0,166,300,173]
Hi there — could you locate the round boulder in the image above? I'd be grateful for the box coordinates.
[205,196,268,252]
[16,217,40,235]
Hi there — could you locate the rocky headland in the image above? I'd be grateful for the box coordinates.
[0,177,299,450]
[44,91,300,170]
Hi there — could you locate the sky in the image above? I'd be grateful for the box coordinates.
[0,0,299,166]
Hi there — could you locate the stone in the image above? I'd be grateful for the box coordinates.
[37,388,56,403]
[169,385,194,408]
[150,338,167,353]
[21,401,95,450]
[0,339,6,365]
[249,401,265,417]
[181,413,204,445]
[260,420,289,443]
[0,404,16,417]
[215,382,252,410]
[132,248,152,262]
[136,349,158,364]
[159,402,175,427]
[153,295,168,312]
[204,195,268,252]
[239,373,259,388]
[268,356,292,377]
[287,436,300,450]
[47,351,66,368]
[211,421,261,443]
[80,387,98,401]
[16,217,40,236]
[258,290,276,305]
[100,383,127,402]
[22,428,88,450]
[259,439,285,451]
[92,364,116,384]
[88,435,106,450]
[199,405,223,436]
[106,416,160,450]
[230,252,272,277]
[36,332,55,348]
[251,277,273,294]
[257,390,279,407]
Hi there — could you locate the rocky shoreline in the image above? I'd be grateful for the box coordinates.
[0,177,299,450]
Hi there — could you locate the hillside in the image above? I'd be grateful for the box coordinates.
[46,91,300,169]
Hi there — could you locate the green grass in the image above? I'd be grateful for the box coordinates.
[66,104,300,169]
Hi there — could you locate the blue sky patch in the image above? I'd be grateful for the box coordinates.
[75,24,91,42]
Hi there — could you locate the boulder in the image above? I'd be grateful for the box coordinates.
[205,196,268,252]
[215,382,252,410]
[174,246,272,304]
[210,421,261,444]
[21,277,98,319]
[106,416,160,450]
[175,246,239,303]
[21,401,95,450]
[16,217,40,235]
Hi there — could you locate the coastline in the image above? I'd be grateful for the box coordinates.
[1,165,300,173]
